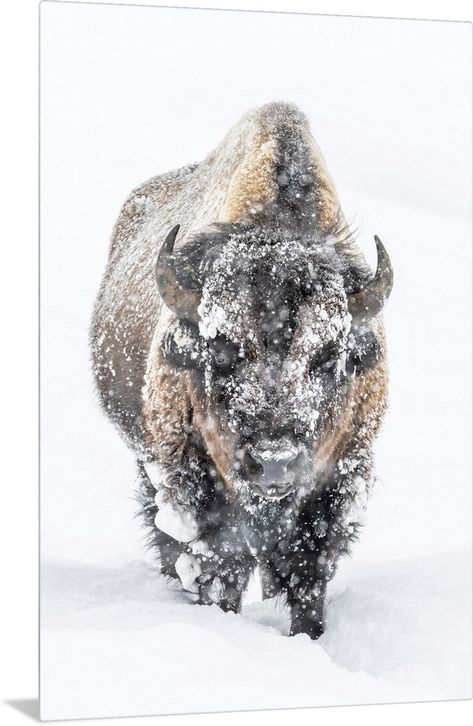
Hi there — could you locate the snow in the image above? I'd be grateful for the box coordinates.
[175,553,201,592]
[190,539,215,558]
[198,301,227,340]
[257,444,299,462]
[154,490,200,543]
[40,550,472,720]
[143,461,162,488]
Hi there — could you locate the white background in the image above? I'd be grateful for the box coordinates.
[0,1,472,725]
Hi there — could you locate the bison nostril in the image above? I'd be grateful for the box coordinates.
[242,449,264,478]
[286,451,303,473]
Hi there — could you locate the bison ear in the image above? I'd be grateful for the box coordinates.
[347,326,381,375]
[160,321,203,370]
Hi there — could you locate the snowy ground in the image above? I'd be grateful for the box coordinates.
[41,550,471,720]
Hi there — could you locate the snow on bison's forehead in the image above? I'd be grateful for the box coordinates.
[196,229,354,442]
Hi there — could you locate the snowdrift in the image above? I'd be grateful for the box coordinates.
[40,549,472,720]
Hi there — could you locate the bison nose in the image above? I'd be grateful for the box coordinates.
[251,450,298,482]
[241,447,299,499]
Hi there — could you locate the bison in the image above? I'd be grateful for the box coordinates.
[90,102,393,639]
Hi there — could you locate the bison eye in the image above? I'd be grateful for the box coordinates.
[214,350,232,367]
[210,335,241,372]
[320,358,336,372]
[309,345,337,376]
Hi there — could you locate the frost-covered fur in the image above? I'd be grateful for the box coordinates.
[91,102,389,639]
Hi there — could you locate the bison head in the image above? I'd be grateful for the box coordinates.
[156,224,392,502]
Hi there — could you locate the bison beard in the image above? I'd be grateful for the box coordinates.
[91,102,392,640]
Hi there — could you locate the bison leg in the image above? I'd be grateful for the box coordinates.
[155,530,187,580]
[287,579,327,640]
[195,552,254,613]
[262,549,328,639]
[135,460,188,579]
[271,481,363,639]
[262,509,349,641]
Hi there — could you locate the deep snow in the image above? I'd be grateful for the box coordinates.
[40,550,471,720]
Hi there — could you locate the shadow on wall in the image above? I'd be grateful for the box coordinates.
[5,700,40,722]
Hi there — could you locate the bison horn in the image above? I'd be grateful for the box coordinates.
[155,224,202,323]
[348,235,393,321]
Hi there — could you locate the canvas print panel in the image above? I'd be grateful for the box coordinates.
[40,2,472,720]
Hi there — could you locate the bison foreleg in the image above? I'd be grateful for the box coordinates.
[194,551,254,614]
[263,547,329,640]
[287,577,327,640]
[278,475,366,639]
[135,461,188,578]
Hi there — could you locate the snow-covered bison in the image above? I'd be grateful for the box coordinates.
[90,102,393,639]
